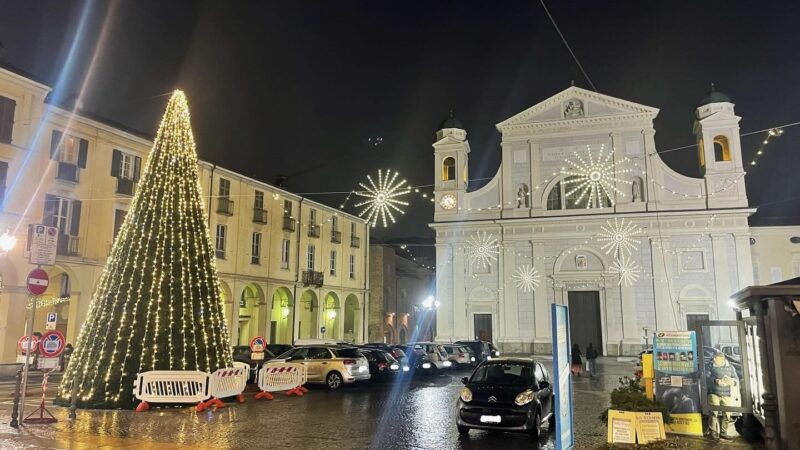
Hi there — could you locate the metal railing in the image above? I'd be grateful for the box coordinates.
[56,162,79,182]
[217,197,234,215]
[302,270,324,287]
[308,224,320,238]
[350,236,361,248]
[57,235,79,256]
[282,217,296,232]
[331,230,341,243]
[252,208,268,224]
[215,249,226,260]
[116,177,135,196]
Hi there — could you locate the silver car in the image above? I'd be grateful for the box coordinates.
[279,345,370,389]
[412,342,452,370]
[443,344,473,367]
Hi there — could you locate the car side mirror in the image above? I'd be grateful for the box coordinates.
[461,377,469,385]
[538,381,550,390]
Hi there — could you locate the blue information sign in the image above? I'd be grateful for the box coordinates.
[551,304,574,450]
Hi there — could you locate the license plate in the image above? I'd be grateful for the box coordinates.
[480,415,501,424]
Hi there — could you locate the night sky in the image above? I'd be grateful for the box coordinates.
[2,1,799,242]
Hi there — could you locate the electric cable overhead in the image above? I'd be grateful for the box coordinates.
[539,0,598,92]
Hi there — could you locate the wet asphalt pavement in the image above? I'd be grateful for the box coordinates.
[0,358,762,449]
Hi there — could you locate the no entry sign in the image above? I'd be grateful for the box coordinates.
[39,330,66,357]
[26,268,49,296]
[17,335,39,354]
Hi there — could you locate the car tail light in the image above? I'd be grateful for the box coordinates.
[459,353,465,357]
[378,363,388,369]
[343,359,356,365]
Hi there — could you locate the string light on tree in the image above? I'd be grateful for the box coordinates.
[55,90,233,409]
[561,145,632,208]
[465,231,501,270]
[353,169,410,227]
[512,264,540,292]
[609,256,641,287]
[596,217,641,259]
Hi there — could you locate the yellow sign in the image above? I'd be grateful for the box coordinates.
[665,412,703,436]
[642,353,654,379]
[608,410,667,444]
[607,410,637,444]
[636,412,667,444]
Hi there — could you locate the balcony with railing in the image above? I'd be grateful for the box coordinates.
[57,235,79,256]
[302,270,324,287]
[252,207,268,224]
[350,235,361,248]
[308,224,320,238]
[282,216,296,232]
[331,230,341,243]
[116,177,136,196]
[217,197,234,215]
[56,162,79,182]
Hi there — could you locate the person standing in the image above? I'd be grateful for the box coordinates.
[707,352,739,440]
[586,343,599,377]
[571,343,583,376]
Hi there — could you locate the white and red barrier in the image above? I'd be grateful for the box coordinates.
[196,362,249,411]
[256,362,308,399]
[132,370,209,412]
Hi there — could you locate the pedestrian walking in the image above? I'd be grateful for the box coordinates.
[571,344,583,376]
[586,343,598,377]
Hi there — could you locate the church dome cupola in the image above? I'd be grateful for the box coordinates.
[438,110,464,131]
[696,83,735,120]
[436,110,467,141]
[699,83,732,106]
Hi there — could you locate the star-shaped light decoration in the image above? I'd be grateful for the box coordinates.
[512,264,540,292]
[353,169,411,227]
[608,256,641,287]
[465,231,501,270]
[561,145,632,208]
[597,217,641,259]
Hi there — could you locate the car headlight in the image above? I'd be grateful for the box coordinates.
[495,351,501,357]
[390,364,399,370]
[402,366,410,372]
[515,389,535,406]
[470,356,476,362]
[443,361,452,367]
[460,387,473,402]
[422,363,431,369]
[486,356,492,361]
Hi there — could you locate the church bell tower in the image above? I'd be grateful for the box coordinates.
[433,112,470,219]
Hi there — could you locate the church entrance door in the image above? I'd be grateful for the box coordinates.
[567,291,602,354]
[473,314,493,342]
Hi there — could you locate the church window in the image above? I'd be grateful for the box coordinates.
[713,135,731,162]
[442,157,455,181]
[546,176,611,210]
[546,182,562,210]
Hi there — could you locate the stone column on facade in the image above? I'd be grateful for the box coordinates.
[435,243,454,341]
[452,243,467,339]
[734,233,755,290]
[710,233,735,321]
[500,243,521,351]
[532,242,550,349]
[619,280,642,353]
[649,238,678,331]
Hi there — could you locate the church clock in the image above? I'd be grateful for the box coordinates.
[440,194,457,210]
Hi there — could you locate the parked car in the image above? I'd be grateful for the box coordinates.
[488,342,501,358]
[359,348,400,380]
[456,357,554,439]
[278,345,370,389]
[455,340,493,363]
[266,344,293,357]
[443,344,473,368]
[361,343,410,372]
[231,346,276,382]
[395,345,434,375]
[412,342,452,370]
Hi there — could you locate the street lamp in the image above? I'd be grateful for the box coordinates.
[422,296,435,309]
[0,229,16,253]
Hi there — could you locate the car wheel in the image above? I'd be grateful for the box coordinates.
[457,424,470,435]
[529,411,542,440]
[326,371,343,390]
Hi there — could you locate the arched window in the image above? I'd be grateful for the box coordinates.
[546,176,611,210]
[442,157,455,181]
[547,182,562,210]
[713,135,731,162]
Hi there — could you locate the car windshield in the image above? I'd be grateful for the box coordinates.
[444,346,456,354]
[471,362,533,386]
[334,348,363,358]
[459,347,471,353]
[393,349,406,358]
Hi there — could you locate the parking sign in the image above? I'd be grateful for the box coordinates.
[46,312,57,330]
[28,224,59,266]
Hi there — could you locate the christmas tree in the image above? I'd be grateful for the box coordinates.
[56,91,233,409]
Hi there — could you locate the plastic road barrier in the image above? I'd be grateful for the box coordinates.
[256,362,308,398]
[197,362,249,411]
[133,371,209,412]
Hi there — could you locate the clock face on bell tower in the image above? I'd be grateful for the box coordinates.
[440,194,457,210]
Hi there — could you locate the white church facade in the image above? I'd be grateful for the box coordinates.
[431,86,755,356]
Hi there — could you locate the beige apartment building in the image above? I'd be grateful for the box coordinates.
[0,63,369,363]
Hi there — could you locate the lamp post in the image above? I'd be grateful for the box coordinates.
[421,296,439,341]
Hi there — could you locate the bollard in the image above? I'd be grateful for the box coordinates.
[9,367,22,428]
[68,370,78,420]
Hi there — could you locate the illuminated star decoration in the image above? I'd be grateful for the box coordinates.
[560,145,632,208]
[465,231,501,270]
[609,256,641,287]
[353,169,410,227]
[597,217,641,259]
[512,264,540,292]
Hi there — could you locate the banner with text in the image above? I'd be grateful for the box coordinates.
[653,331,703,436]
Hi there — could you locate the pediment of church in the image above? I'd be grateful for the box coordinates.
[496,86,659,130]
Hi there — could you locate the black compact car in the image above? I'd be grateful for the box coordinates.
[362,343,409,371]
[456,358,554,439]
[266,344,294,357]
[360,348,401,380]
[394,345,434,375]
[455,340,493,363]
[232,346,276,382]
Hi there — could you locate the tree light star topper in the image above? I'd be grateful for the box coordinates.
[561,145,632,208]
[465,231,501,270]
[353,169,410,227]
[597,217,641,259]
[512,264,540,292]
[609,256,641,287]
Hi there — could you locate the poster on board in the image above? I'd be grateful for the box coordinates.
[653,331,703,436]
[551,304,574,450]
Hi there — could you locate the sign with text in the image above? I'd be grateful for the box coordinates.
[653,331,703,436]
[551,304,574,450]
[28,224,59,266]
[607,410,666,444]
[636,411,667,444]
